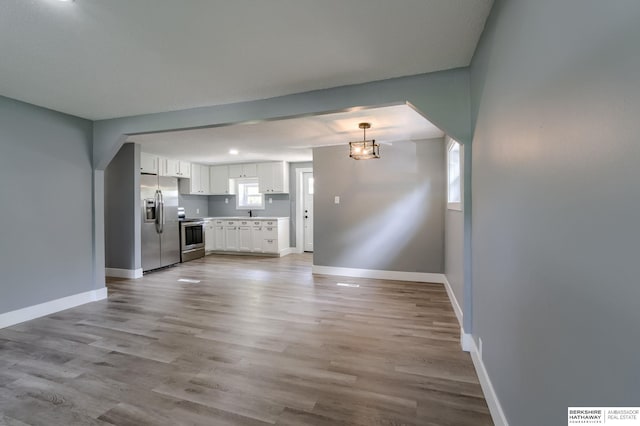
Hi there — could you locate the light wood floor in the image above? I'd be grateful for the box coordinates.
[0,253,492,425]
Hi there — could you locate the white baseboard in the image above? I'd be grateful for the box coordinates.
[279,247,295,257]
[105,267,143,279]
[311,265,446,284]
[0,287,109,329]
[442,276,472,353]
[443,275,463,326]
[461,329,474,352]
[469,338,509,426]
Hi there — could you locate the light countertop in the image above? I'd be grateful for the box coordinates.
[201,216,289,220]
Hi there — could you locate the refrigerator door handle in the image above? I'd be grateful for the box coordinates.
[154,190,160,233]
[157,190,164,234]
[154,190,161,234]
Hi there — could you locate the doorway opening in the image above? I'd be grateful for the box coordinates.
[296,167,313,253]
[302,171,314,252]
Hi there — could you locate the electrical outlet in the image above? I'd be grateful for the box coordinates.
[478,337,483,360]
[334,196,340,204]
[269,197,272,204]
[225,198,229,204]
[196,208,200,214]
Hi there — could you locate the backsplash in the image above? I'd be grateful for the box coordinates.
[178,194,209,218]
[208,194,290,217]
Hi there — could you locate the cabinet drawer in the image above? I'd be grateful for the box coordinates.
[263,220,276,226]
[215,220,224,225]
[225,221,236,226]
[252,221,262,226]
[263,226,277,239]
[239,221,250,226]
[263,239,278,253]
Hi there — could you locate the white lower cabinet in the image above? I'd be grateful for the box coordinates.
[204,220,214,252]
[213,221,225,251]
[263,238,278,253]
[251,223,263,252]
[224,221,239,251]
[204,217,289,256]
[238,225,252,252]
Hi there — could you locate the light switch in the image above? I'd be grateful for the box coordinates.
[334,196,340,204]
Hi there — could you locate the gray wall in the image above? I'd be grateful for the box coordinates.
[313,139,445,273]
[470,0,640,424]
[208,194,290,218]
[289,161,313,247]
[179,194,209,218]
[0,95,95,314]
[104,143,140,271]
[445,141,464,311]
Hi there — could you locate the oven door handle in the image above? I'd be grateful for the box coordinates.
[155,190,164,234]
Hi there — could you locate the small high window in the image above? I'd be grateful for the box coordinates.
[308,177,314,195]
[236,178,264,209]
[447,139,462,210]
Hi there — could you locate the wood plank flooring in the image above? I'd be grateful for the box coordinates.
[0,254,492,425]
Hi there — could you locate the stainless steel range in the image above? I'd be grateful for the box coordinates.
[179,219,205,262]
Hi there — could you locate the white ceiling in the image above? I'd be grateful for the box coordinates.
[0,0,493,120]
[129,104,444,164]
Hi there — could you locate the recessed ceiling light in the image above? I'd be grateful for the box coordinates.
[229,149,239,155]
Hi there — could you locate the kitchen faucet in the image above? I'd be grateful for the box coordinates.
[249,210,253,218]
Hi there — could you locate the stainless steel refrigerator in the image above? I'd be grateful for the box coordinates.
[141,174,181,272]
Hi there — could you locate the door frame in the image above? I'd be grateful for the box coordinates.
[295,167,313,253]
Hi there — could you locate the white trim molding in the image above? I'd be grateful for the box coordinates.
[443,275,463,325]
[461,329,474,352]
[0,287,109,329]
[312,265,446,284]
[105,267,143,279]
[279,247,295,257]
[442,275,472,352]
[469,338,509,426]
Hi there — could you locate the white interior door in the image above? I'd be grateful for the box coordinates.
[303,172,314,252]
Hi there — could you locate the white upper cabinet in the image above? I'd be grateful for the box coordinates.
[200,164,210,194]
[179,163,210,195]
[161,158,191,178]
[228,164,242,178]
[140,152,158,174]
[257,162,289,194]
[229,163,257,178]
[210,165,231,195]
[158,156,169,176]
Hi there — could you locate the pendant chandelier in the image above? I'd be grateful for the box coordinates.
[349,122,380,160]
